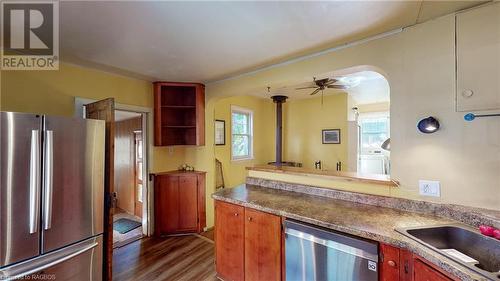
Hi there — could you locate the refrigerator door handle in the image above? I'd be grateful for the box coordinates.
[0,241,98,280]
[29,130,41,234]
[43,130,54,230]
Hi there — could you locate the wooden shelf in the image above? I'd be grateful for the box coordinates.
[153,82,205,146]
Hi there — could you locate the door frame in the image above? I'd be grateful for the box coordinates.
[75,97,153,236]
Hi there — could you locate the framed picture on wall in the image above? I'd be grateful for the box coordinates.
[322,129,341,144]
[215,119,225,145]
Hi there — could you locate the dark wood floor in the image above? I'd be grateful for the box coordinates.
[113,235,216,281]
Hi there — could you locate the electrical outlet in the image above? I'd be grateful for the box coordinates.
[419,180,441,197]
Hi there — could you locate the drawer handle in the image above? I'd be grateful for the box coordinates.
[234,213,238,217]
[387,260,397,267]
[247,217,252,222]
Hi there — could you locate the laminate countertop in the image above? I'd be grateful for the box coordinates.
[212,184,497,281]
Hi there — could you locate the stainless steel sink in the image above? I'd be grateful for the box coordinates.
[396,224,500,280]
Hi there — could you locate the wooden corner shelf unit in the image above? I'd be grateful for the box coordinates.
[153,82,205,146]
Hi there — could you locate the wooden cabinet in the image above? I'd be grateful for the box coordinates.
[214,201,457,281]
[215,201,281,281]
[153,82,205,146]
[414,259,452,281]
[380,243,455,281]
[456,2,500,111]
[244,208,281,281]
[380,243,401,281]
[215,201,245,281]
[154,171,206,235]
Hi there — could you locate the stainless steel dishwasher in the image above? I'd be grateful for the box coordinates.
[284,220,379,281]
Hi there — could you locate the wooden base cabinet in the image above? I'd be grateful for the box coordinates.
[215,201,281,281]
[379,243,455,281]
[215,201,245,281]
[154,171,206,236]
[244,208,281,281]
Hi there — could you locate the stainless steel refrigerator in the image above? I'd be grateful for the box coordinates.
[0,112,105,280]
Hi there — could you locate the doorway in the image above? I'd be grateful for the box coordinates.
[112,110,146,248]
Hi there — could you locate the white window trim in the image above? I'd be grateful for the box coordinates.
[231,105,254,161]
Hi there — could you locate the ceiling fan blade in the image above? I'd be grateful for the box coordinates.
[327,85,349,89]
[324,79,338,85]
[310,88,321,95]
[296,86,317,90]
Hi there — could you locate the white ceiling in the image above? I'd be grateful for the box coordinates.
[249,70,389,104]
[60,1,486,83]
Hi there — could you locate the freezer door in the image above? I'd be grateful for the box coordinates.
[0,112,42,267]
[42,116,105,253]
[0,235,103,281]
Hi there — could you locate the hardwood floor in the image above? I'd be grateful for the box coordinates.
[113,235,217,281]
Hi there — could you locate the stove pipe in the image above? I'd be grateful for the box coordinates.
[271,95,288,166]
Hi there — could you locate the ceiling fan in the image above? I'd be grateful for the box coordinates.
[296,77,349,96]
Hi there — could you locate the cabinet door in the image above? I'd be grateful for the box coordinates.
[156,175,179,234]
[244,208,281,281]
[380,243,400,281]
[414,259,452,281]
[400,250,414,281]
[215,201,244,281]
[456,2,500,111]
[178,175,198,231]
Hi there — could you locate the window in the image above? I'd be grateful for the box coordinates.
[359,113,390,154]
[231,106,253,161]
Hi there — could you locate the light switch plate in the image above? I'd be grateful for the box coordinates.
[419,180,441,197]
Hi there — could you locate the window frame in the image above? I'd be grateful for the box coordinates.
[230,105,254,161]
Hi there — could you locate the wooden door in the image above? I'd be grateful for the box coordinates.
[244,208,281,281]
[133,131,143,218]
[178,175,198,231]
[215,201,244,281]
[84,98,114,281]
[413,260,452,281]
[380,243,401,281]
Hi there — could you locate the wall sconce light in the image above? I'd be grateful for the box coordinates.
[417,116,440,134]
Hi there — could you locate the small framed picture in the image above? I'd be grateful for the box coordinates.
[322,129,341,144]
[215,120,225,145]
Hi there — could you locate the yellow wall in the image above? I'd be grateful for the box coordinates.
[357,102,390,113]
[214,95,275,188]
[203,14,500,211]
[0,63,185,173]
[283,93,348,170]
[212,93,349,187]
